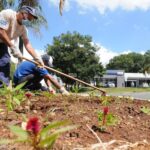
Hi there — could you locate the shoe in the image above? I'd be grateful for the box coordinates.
[60,87,70,95]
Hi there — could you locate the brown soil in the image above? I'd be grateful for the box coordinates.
[0,94,150,150]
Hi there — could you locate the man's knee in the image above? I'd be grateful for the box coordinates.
[17,74,34,84]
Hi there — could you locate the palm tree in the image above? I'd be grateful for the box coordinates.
[0,0,65,32]
[0,0,15,11]
[0,0,65,52]
[59,0,65,16]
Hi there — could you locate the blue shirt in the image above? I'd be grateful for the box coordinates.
[13,61,49,83]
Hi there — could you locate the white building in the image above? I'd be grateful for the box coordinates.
[98,70,150,87]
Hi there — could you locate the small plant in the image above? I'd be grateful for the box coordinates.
[0,117,77,149]
[71,84,80,93]
[0,81,26,118]
[25,92,33,99]
[42,91,55,99]
[25,91,34,114]
[89,90,96,97]
[101,96,111,106]
[98,106,118,132]
[140,106,150,115]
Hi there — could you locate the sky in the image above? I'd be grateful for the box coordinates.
[27,0,150,66]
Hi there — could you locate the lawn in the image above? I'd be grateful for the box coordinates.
[102,87,150,93]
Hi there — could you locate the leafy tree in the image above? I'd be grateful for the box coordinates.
[106,52,144,72]
[144,50,150,65]
[143,50,150,73]
[46,31,105,86]
[0,0,15,11]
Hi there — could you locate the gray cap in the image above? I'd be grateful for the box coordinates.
[41,54,53,67]
[20,5,38,19]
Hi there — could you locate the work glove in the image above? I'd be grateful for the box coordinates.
[34,56,44,67]
[60,87,70,95]
[10,45,23,60]
[48,86,56,94]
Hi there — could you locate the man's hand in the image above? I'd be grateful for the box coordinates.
[48,86,56,94]
[10,45,23,60]
[34,56,44,67]
[60,87,70,95]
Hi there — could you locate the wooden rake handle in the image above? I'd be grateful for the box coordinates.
[22,57,106,96]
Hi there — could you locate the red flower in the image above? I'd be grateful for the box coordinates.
[26,117,40,135]
[102,106,109,126]
[103,106,109,115]
[25,92,32,99]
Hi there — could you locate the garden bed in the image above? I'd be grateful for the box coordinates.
[0,93,150,150]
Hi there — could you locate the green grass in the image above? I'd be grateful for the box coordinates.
[100,87,150,93]
[79,87,150,93]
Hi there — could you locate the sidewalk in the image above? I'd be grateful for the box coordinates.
[77,92,150,101]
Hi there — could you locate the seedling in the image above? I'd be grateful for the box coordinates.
[89,90,96,97]
[71,84,80,93]
[140,106,150,115]
[98,106,118,132]
[0,81,26,118]
[101,96,111,106]
[0,117,77,150]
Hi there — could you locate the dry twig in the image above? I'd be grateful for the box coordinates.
[86,124,106,150]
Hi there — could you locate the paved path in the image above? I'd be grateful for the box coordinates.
[108,92,150,100]
[78,92,150,100]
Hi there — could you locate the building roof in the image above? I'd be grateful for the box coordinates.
[103,74,117,79]
[106,70,124,76]
[124,73,150,81]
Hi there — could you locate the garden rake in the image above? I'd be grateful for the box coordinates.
[22,57,106,96]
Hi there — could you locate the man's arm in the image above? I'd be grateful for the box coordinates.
[0,28,22,59]
[44,74,70,95]
[23,38,44,65]
[44,74,61,89]
[0,28,13,47]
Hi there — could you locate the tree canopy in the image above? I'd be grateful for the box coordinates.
[46,31,105,85]
[106,52,145,72]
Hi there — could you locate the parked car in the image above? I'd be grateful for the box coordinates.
[107,82,115,87]
[142,82,149,88]
[103,82,115,87]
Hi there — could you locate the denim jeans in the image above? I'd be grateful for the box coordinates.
[15,74,46,91]
[0,43,10,87]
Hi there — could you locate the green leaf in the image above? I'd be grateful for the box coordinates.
[13,82,27,91]
[140,106,150,115]
[38,134,58,148]
[40,120,70,137]
[0,108,3,112]
[6,100,13,111]
[39,125,77,148]
[106,114,118,126]
[9,125,28,140]
[52,125,77,135]
[13,97,20,105]
[0,138,28,145]
[0,139,13,145]
[98,111,103,122]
